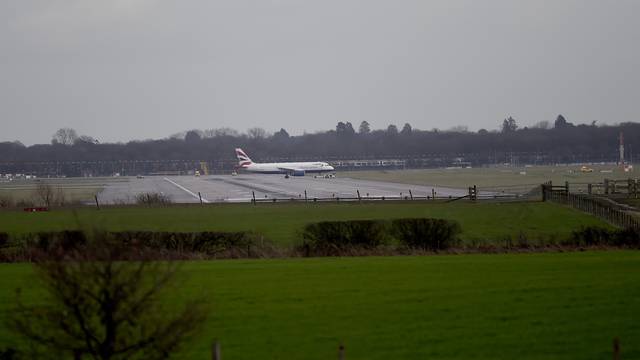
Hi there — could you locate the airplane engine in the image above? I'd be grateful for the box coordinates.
[292,170,305,176]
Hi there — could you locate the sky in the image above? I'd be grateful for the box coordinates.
[1,0,639,145]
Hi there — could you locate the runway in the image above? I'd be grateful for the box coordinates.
[97,174,470,204]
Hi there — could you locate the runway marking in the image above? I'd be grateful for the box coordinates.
[163,177,210,203]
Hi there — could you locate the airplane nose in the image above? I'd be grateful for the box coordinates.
[327,166,335,171]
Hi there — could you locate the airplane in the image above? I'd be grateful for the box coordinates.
[235,148,335,177]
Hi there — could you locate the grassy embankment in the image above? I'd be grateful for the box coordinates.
[0,201,610,245]
[0,252,638,359]
[0,178,115,204]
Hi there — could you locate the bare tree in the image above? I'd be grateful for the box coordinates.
[52,128,78,146]
[8,233,206,359]
[532,120,550,129]
[206,127,239,137]
[247,127,267,139]
[35,183,55,207]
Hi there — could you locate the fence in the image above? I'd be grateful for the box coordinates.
[542,183,640,229]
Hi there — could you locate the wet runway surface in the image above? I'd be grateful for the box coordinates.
[98,174,470,204]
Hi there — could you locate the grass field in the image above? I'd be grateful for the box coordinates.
[0,251,638,359]
[0,201,610,245]
[342,165,634,192]
[0,178,115,204]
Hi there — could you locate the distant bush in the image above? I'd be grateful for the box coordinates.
[1,230,267,261]
[614,227,640,247]
[110,231,256,257]
[0,232,9,247]
[135,192,172,206]
[302,220,389,255]
[23,231,88,251]
[0,195,14,208]
[391,218,461,250]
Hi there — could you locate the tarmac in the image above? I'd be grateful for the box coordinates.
[97,174,470,204]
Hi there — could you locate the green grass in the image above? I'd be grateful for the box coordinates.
[1,251,638,359]
[0,201,610,245]
[342,165,633,192]
[0,177,112,204]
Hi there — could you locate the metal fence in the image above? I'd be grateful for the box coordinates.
[542,184,640,229]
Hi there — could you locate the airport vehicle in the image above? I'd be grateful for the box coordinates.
[195,170,201,177]
[580,166,594,173]
[235,148,335,176]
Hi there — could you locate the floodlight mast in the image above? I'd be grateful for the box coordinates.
[619,132,625,166]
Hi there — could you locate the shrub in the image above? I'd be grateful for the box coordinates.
[3,231,263,261]
[391,218,461,250]
[302,220,389,255]
[24,231,88,251]
[614,227,640,247]
[0,196,14,208]
[0,232,9,247]
[569,226,613,246]
[110,231,255,256]
[569,226,640,247]
[135,192,172,206]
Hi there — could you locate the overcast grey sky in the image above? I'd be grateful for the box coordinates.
[1,0,639,145]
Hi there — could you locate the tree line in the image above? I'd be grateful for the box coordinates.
[1,116,638,164]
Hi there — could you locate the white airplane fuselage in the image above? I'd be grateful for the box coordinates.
[235,148,334,176]
[242,161,334,174]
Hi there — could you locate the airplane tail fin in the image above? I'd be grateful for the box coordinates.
[235,148,253,167]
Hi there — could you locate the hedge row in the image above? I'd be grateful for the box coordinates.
[0,230,262,261]
[568,226,640,247]
[301,218,461,255]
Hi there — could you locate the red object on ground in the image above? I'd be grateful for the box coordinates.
[23,207,49,212]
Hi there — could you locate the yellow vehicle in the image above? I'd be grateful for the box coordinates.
[580,166,594,173]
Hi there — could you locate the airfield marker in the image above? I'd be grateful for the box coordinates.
[163,177,210,203]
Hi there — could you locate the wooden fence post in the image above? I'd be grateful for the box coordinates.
[305,190,308,202]
[198,192,203,205]
[212,340,221,360]
[338,343,345,360]
[605,179,610,195]
[613,337,620,360]
[94,195,100,210]
[409,189,413,200]
[252,191,256,205]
